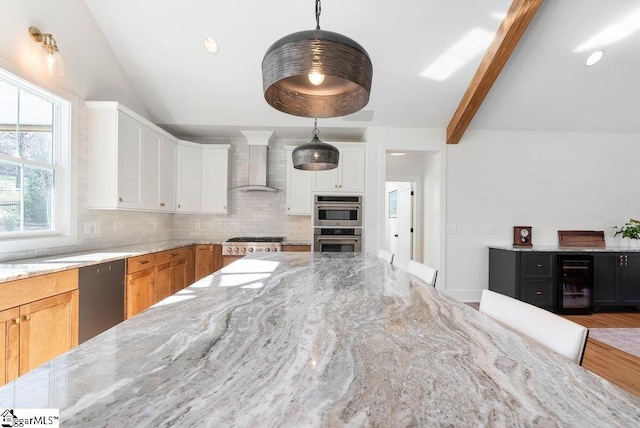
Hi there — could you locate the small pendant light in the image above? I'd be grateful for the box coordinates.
[262,0,372,118]
[292,119,339,171]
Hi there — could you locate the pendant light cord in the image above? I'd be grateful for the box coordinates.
[313,118,320,137]
[315,0,321,30]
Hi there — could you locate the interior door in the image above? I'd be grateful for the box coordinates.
[395,184,413,269]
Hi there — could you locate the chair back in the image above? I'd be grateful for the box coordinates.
[407,260,438,287]
[378,249,394,264]
[479,289,589,365]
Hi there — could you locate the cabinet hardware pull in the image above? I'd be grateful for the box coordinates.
[536,264,543,267]
[139,260,149,265]
[160,203,165,207]
[22,314,31,321]
[118,197,123,202]
[13,317,20,324]
[169,254,177,258]
[536,291,543,295]
[178,204,181,208]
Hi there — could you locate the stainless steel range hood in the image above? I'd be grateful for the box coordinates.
[229,130,283,193]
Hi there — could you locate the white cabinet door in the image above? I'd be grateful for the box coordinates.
[88,102,181,212]
[313,168,340,192]
[176,144,202,212]
[311,144,365,193]
[158,137,177,211]
[338,147,365,192]
[116,113,142,208]
[202,148,228,214]
[140,127,161,209]
[285,148,312,215]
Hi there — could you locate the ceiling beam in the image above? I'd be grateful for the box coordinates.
[446,0,545,145]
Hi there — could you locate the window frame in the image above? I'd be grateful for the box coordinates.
[0,60,77,254]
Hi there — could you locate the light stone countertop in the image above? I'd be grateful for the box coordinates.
[0,239,310,283]
[0,252,638,426]
[0,240,220,283]
[489,245,640,252]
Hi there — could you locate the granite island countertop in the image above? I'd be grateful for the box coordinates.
[0,252,638,426]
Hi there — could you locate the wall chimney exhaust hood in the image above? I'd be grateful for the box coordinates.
[229,130,283,193]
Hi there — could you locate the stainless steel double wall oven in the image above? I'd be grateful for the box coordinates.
[313,195,363,253]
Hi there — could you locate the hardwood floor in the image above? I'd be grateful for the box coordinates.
[565,312,640,396]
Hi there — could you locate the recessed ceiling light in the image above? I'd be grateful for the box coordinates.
[389,152,407,156]
[586,50,604,66]
[204,37,218,53]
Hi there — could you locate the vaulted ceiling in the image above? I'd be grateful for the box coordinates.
[84,0,640,141]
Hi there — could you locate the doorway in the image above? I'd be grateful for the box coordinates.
[382,148,444,286]
[385,181,414,269]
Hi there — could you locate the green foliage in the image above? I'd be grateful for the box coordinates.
[614,218,640,240]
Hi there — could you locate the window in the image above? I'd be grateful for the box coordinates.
[0,66,76,253]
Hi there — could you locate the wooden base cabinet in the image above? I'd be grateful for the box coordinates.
[1,270,79,387]
[282,245,311,252]
[19,291,79,376]
[125,247,191,319]
[194,244,223,282]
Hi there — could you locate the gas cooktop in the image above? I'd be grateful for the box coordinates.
[226,237,284,243]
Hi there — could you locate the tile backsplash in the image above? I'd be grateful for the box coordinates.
[0,104,310,262]
[174,136,311,242]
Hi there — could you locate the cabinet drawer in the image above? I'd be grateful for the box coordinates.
[521,253,554,278]
[156,248,189,265]
[520,280,555,307]
[0,269,78,311]
[127,253,156,274]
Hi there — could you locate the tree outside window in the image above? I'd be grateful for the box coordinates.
[0,78,56,234]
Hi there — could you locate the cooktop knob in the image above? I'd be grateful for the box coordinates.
[226,247,232,253]
[272,247,278,252]
[241,247,246,253]
[248,248,254,252]
[265,247,271,252]
[234,247,239,253]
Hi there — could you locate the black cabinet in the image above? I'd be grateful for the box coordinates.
[594,253,640,306]
[490,248,640,313]
[489,249,556,312]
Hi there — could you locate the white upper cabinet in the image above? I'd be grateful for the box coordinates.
[176,142,202,213]
[202,146,229,214]
[177,140,230,214]
[312,143,365,193]
[285,146,313,215]
[158,136,177,211]
[87,102,178,212]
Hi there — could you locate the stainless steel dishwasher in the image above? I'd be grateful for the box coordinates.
[78,260,125,343]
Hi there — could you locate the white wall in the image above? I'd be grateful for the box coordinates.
[0,0,148,115]
[446,130,640,301]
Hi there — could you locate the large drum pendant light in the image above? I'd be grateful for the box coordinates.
[292,119,339,171]
[262,0,373,118]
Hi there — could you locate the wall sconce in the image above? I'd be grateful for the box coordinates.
[262,0,372,118]
[29,27,64,77]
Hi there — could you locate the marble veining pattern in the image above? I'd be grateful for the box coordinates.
[1,253,639,427]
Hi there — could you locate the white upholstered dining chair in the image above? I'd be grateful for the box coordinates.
[407,260,438,287]
[377,249,394,264]
[479,289,589,365]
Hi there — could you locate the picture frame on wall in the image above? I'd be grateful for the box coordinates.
[389,190,397,218]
